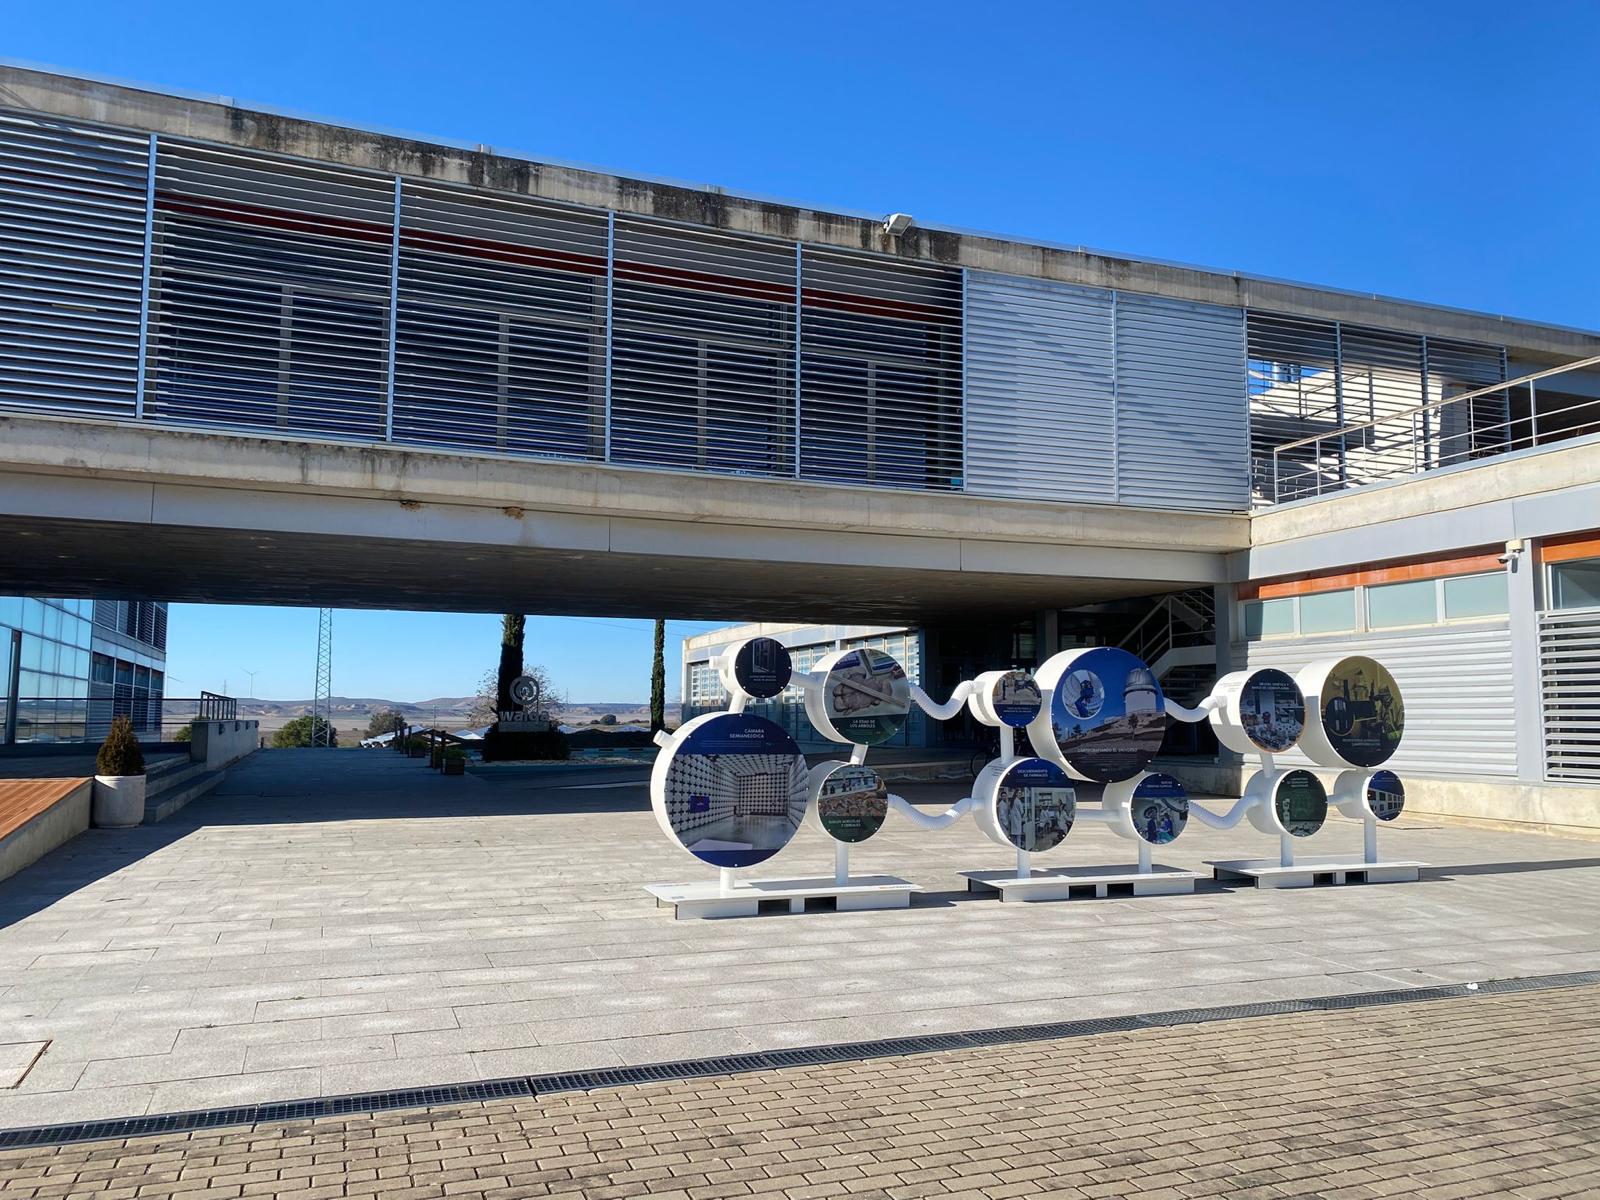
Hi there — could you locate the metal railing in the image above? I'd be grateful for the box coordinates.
[0,694,238,746]
[1269,355,1600,504]
[1120,589,1216,671]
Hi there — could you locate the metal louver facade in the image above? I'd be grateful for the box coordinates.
[965,274,1246,510]
[1247,312,1508,506]
[1540,608,1600,783]
[0,104,1526,517]
[800,248,964,492]
[0,113,150,419]
[1243,622,1518,778]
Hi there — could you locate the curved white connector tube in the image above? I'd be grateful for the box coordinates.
[1164,695,1221,723]
[1185,794,1258,829]
[652,730,673,749]
[887,793,973,830]
[909,681,976,721]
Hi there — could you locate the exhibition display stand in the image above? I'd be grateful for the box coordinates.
[643,638,1423,917]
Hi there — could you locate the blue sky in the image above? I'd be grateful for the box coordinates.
[10,2,1597,702]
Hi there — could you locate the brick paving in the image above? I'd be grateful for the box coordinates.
[2,983,1596,1199]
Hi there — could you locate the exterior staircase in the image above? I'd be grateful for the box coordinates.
[142,754,228,823]
[1120,587,1219,689]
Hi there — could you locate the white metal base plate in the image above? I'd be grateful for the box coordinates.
[644,875,921,919]
[961,864,1201,901]
[1208,857,1426,889]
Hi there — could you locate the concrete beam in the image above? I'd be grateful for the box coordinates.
[5,63,1598,362]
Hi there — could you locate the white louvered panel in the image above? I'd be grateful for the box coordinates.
[963,272,1114,503]
[1427,337,1508,465]
[1337,324,1427,489]
[395,182,607,461]
[611,218,795,477]
[1540,608,1600,783]
[799,247,963,492]
[1242,622,1517,777]
[0,111,149,417]
[1115,293,1248,511]
[145,141,394,441]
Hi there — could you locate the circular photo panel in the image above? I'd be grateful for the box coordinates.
[722,636,793,700]
[1045,647,1168,783]
[652,713,809,869]
[1319,656,1404,767]
[1236,668,1306,753]
[1275,769,1329,838]
[814,763,888,844]
[808,647,912,746]
[1128,772,1188,846]
[990,757,1076,853]
[1367,769,1405,822]
[989,670,1043,728]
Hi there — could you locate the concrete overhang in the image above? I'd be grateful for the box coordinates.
[1240,434,1600,581]
[0,414,1246,622]
[5,61,1600,364]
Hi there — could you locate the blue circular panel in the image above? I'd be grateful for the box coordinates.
[1051,648,1168,783]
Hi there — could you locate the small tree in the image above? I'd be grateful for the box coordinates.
[364,709,407,739]
[650,618,666,734]
[471,662,562,725]
[273,715,338,748]
[96,715,146,777]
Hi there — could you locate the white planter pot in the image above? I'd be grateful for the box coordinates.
[92,774,147,828]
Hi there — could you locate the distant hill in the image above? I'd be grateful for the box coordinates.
[237,696,657,734]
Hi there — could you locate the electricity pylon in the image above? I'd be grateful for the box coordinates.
[312,608,334,747]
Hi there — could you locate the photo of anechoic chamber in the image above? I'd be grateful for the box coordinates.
[664,750,810,862]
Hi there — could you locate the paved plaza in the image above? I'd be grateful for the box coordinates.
[1,751,1599,1130]
[2,983,1597,1198]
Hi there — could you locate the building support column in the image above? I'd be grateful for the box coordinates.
[1508,541,1544,782]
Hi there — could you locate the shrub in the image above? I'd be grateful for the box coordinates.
[172,720,196,743]
[96,715,146,777]
[272,715,338,748]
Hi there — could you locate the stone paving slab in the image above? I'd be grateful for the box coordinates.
[0,749,1598,1127]
[1,983,1597,1198]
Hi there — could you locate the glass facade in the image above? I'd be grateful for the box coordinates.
[1550,557,1600,611]
[1244,570,1510,641]
[1,597,168,743]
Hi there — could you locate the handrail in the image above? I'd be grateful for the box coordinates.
[1272,353,1600,455]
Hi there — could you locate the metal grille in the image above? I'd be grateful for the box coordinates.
[799,247,963,491]
[610,218,796,476]
[1427,338,1509,466]
[394,182,607,459]
[1114,293,1248,511]
[0,112,150,418]
[964,273,1115,503]
[144,141,394,440]
[1247,312,1342,502]
[1540,607,1600,783]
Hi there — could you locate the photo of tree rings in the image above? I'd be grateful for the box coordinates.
[1050,647,1168,782]
[822,648,911,745]
[1367,769,1405,822]
[661,714,809,868]
[1238,668,1306,753]
[994,757,1076,853]
[1129,772,1188,845]
[1275,769,1328,838]
[816,763,889,844]
[1320,656,1404,766]
[733,637,792,699]
[990,670,1042,728]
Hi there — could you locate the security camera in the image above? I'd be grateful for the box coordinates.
[883,212,914,237]
[1498,537,1525,567]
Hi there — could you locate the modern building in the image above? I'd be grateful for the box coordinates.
[1,598,169,744]
[0,62,1596,829]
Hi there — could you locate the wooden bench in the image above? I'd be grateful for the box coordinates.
[0,777,93,883]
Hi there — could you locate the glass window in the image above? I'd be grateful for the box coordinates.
[1442,572,1509,620]
[1368,579,1438,629]
[1298,589,1356,634]
[0,596,21,631]
[21,600,44,635]
[1550,557,1600,611]
[1243,597,1295,640]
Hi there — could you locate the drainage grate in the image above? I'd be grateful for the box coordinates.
[3,969,1598,1149]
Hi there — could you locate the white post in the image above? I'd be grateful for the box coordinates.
[1279,832,1294,869]
[1363,815,1378,865]
[719,868,735,896]
[1016,847,1030,880]
[834,841,849,886]
[1137,840,1151,874]
[850,743,868,766]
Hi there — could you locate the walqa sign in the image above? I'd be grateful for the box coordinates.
[648,638,1416,911]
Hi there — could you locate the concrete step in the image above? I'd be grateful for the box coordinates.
[144,767,226,824]
[144,754,195,780]
[146,758,209,794]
